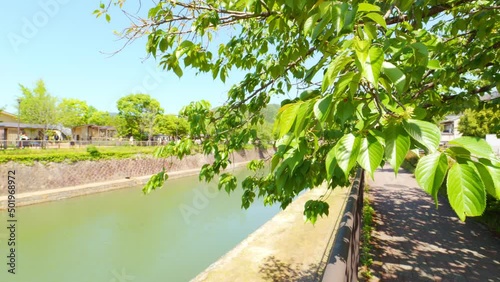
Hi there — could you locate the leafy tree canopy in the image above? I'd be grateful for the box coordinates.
[86,106,116,126]
[99,0,500,222]
[116,93,164,140]
[154,114,190,138]
[19,79,58,139]
[458,101,500,138]
[58,98,89,129]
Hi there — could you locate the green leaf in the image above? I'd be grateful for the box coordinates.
[364,13,387,28]
[357,3,381,12]
[218,173,237,194]
[354,38,370,63]
[143,169,168,194]
[294,101,313,136]
[173,64,183,78]
[415,152,448,205]
[271,154,280,172]
[333,72,356,97]
[403,119,440,153]
[304,200,330,224]
[335,100,355,123]
[304,14,319,35]
[448,137,496,159]
[105,14,111,23]
[325,147,337,180]
[330,3,344,35]
[247,160,264,171]
[349,72,361,97]
[312,16,330,41]
[398,0,413,11]
[362,47,384,87]
[322,53,352,92]
[278,103,300,137]
[447,160,486,221]
[364,22,377,40]
[357,135,384,179]
[284,0,295,9]
[314,94,333,122]
[384,123,410,175]
[411,42,428,66]
[411,42,428,56]
[335,133,361,178]
[446,146,471,158]
[427,59,442,70]
[381,62,406,94]
[475,159,500,199]
[341,8,357,34]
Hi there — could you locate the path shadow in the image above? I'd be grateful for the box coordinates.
[259,256,322,282]
[368,171,500,281]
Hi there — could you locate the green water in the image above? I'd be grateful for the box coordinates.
[0,168,280,282]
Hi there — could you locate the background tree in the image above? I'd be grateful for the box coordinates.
[86,106,116,126]
[155,114,189,139]
[19,80,58,143]
[0,107,5,122]
[58,98,89,134]
[253,121,275,148]
[116,94,163,141]
[458,103,500,138]
[262,104,280,124]
[250,104,278,147]
[99,0,500,222]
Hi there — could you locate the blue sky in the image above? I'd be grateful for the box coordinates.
[0,1,252,115]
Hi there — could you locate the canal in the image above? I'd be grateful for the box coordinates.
[0,168,280,281]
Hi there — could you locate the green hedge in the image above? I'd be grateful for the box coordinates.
[0,146,157,165]
[400,151,419,173]
[476,196,500,235]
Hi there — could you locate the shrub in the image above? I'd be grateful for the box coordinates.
[86,145,101,157]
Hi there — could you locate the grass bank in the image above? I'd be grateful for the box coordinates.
[359,183,375,280]
[0,146,157,165]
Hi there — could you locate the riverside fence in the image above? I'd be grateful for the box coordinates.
[322,169,365,282]
[0,139,168,149]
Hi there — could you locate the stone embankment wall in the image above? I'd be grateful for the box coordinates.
[0,149,272,196]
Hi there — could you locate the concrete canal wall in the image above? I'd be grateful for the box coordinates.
[0,149,273,208]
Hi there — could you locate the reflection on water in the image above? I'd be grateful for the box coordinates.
[0,168,280,282]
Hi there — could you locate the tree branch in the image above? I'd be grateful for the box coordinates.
[385,0,470,25]
[421,84,495,108]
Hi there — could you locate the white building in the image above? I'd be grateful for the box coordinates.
[440,115,462,145]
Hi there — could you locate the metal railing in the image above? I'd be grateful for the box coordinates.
[0,139,168,149]
[322,169,365,282]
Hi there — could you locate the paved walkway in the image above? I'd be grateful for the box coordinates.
[368,167,500,281]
